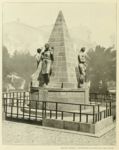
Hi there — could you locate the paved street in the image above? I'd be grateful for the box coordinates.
[2,120,116,145]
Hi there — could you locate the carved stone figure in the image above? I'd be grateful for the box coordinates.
[41,43,54,87]
[35,48,42,68]
[31,48,43,80]
[78,47,87,87]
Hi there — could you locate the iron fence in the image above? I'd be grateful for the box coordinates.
[3,98,43,123]
[89,93,116,104]
[3,91,113,124]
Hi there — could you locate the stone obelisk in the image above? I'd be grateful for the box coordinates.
[48,11,78,88]
[30,11,89,108]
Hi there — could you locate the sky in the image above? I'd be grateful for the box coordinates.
[3,2,117,47]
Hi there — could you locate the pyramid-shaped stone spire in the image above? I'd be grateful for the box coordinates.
[48,11,78,88]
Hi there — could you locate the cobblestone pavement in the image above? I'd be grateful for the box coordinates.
[2,120,116,145]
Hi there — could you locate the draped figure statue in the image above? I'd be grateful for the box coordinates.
[78,47,87,88]
[31,44,54,87]
[31,48,43,82]
[41,43,54,87]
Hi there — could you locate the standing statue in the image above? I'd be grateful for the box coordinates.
[78,47,87,88]
[41,43,54,87]
[35,48,42,68]
[31,44,54,88]
[31,48,44,86]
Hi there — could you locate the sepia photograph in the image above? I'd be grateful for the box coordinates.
[1,0,117,148]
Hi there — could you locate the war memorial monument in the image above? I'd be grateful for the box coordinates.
[25,11,114,135]
[30,11,89,106]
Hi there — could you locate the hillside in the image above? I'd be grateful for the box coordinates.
[3,21,45,55]
[3,21,96,55]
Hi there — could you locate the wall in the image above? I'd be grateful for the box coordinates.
[42,116,113,134]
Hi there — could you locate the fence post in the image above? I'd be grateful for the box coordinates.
[20,92,21,106]
[96,93,97,104]
[104,110,106,118]
[101,93,102,102]
[50,110,52,118]
[42,101,46,119]
[5,98,7,118]
[80,104,82,122]
[42,102,44,118]
[106,102,108,117]
[19,92,21,99]
[3,97,5,113]
[110,102,112,116]
[23,99,25,119]
[23,92,25,101]
[17,99,19,118]
[86,114,88,123]
[56,102,58,119]
[17,92,18,99]
[29,100,31,120]
[45,101,46,117]
[11,99,13,118]
[35,101,37,121]
[73,113,75,121]
[89,93,91,104]
[9,93,13,105]
[98,104,100,121]
[93,105,95,124]
[61,111,63,120]
[12,93,14,106]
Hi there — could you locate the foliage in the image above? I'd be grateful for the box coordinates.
[2,46,11,81]
[87,45,116,92]
[2,45,116,92]
[2,46,36,90]
[11,50,36,87]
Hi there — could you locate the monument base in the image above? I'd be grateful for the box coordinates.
[30,87,89,111]
[42,116,114,135]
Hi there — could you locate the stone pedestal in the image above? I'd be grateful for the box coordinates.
[31,81,39,87]
[30,88,48,109]
[30,87,89,111]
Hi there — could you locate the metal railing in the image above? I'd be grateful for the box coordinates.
[89,93,116,104]
[2,91,29,107]
[2,91,30,99]
[39,100,112,124]
[3,91,112,124]
[89,92,116,120]
[3,98,43,122]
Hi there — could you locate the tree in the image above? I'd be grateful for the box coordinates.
[10,50,36,89]
[2,46,11,80]
[87,45,116,92]
[2,47,36,90]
